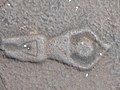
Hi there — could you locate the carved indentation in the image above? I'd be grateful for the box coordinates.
[70,30,109,69]
[20,40,38,57]
[48,35,70,61]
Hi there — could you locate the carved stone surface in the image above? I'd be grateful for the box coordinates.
[1,35,47,62]
[0,28,110,70]
[69,29,110,69]
[0,0,120,90]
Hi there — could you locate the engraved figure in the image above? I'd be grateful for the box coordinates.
[0,28,110,70]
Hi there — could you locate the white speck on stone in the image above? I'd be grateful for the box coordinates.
[69,0,71,2]
[7,3,10,6]
[75,6,78,10]
[81,42,84,45]
[86,73,89,77]
[100,53,103,56]
[23,44,27,48]
[27,47,30,50]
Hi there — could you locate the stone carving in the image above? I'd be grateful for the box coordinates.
[0,28,110,70]
[21,40,38,57]
[0,35,47,62]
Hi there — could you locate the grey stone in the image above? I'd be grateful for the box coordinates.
[0,0,120,90]
[0,76,6,90]
[0,28,110,70]
[0,0,6,6]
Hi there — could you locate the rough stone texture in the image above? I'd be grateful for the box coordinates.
[0,0,6,7]
[0,0,120,90]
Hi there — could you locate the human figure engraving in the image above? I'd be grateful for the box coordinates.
[0,29,110,70]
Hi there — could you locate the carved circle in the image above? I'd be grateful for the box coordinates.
[70,31,98,67]
[76,37,95,59]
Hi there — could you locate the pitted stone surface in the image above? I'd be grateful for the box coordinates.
[0,0,120,90]
[0,0,6,6]
[1,35,47,62]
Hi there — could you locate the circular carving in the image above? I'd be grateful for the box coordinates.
[70,30,105,69]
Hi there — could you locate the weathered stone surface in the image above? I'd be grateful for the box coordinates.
[0,0,119,90]
[0,76,6,90]
[0,0,6,6]
[0,29,110,70]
